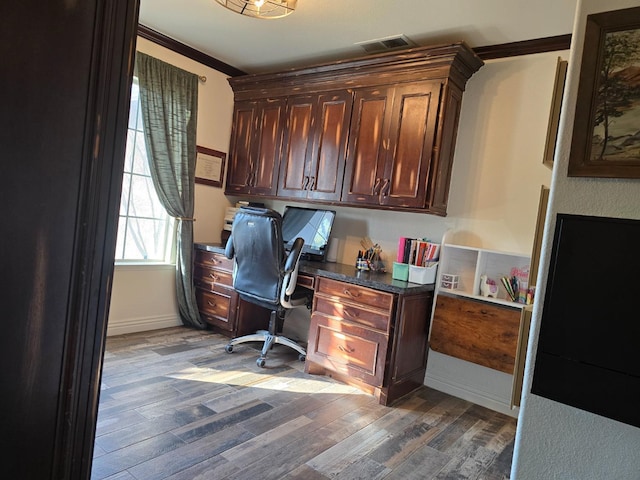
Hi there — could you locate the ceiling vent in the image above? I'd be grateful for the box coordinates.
[356,35,416,54]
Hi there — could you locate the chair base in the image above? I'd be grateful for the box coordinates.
[225,311,306,368]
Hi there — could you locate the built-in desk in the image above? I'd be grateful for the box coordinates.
[194,242,435,405]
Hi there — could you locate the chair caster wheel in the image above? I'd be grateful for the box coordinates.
[257,357,266,368]
[298,354,306,362]
[225,344,233,353]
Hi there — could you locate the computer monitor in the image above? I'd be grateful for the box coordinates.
[282,206,336,261]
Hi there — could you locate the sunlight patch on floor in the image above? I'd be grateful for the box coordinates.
[167,366,366,395]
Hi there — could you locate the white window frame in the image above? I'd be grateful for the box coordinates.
[115,78,176,265]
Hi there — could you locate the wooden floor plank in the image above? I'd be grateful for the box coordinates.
[92,327,516,480]
[127,423,252,480]
[381,444,451,480]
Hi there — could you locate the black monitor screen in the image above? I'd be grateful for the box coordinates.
[282,206,335,261]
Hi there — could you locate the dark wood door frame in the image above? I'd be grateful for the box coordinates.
[1,1,139,478]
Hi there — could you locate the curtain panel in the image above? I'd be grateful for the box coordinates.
[135,52,204,328]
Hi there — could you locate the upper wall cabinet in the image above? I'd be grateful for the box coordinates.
[343,81,442,209]
[225,42,483,215]
[278,91,353,201]
[226,98,286,196]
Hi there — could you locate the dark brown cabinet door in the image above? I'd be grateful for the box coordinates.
[343,82,442,208]
[382,82,442,208]
[342,87,393,205]
[279,91,352,201]
[279,95,315,199]
[225,98,285,196]
[226,101,255,194]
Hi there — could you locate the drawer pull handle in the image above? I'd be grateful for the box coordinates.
[207,301,216,307]
[208,273,218,281]
[338,345,355,353]
[343,308,359,318]
[343,289,360,298]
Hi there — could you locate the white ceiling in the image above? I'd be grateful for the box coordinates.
[139,0,578,74]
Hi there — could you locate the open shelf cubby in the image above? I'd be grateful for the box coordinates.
[437,244,531,308]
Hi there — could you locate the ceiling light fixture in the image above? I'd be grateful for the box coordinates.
[214,0,298,19]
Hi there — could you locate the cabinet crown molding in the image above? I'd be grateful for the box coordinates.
[229,42,483,100]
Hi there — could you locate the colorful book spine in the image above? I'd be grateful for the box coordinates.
[397,237,407,263]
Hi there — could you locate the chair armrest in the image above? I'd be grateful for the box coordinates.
[284,237,304,273]
[282,237,304,302]
[224,235,235,259]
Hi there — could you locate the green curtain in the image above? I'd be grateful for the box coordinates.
[135,52,205,329]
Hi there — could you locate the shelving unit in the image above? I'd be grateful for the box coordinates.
[437,244,531,308]
[429,242,533,411]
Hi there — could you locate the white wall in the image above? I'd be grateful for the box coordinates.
[425,52,558,416]
[107,37,234,336]
[512,0,640,478]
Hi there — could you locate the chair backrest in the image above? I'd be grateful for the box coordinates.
[227,207,285,310]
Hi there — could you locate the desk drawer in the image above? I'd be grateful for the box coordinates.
[297,273,315,290]
[308,313,387,386]
[313,295,390,332]
[195,250,233,271]
[316,277,393,312]
[194,265,233,289]
[196,289,231,323]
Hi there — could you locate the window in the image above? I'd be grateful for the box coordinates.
[115,79,175,263]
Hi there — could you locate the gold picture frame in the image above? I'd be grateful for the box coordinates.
[195,146,226,188]
[543,57,568,168]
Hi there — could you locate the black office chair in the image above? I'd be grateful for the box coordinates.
[224,207,310,368]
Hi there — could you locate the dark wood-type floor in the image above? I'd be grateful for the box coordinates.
[92,326,516,480]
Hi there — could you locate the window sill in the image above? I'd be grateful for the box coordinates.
[114,262,176,272]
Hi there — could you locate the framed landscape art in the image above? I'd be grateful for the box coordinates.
[568,7,640,178]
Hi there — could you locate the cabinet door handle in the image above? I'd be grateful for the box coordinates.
[338,344,355,354]
[380,178,390,197]
[309,176,316,191]
[372,177,382,195]
[302,175,310,190]
[343,289,360,299]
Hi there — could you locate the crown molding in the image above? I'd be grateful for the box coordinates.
[137,24,572,77]
[137,24,247,77]
[474,34,572,60]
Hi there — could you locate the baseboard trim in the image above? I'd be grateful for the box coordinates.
[107,314,181,336]
[425,371,518,418]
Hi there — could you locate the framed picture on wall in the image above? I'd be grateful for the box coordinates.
[195,146,226,187]
[568,6,640,178]
[542,57,568,168]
